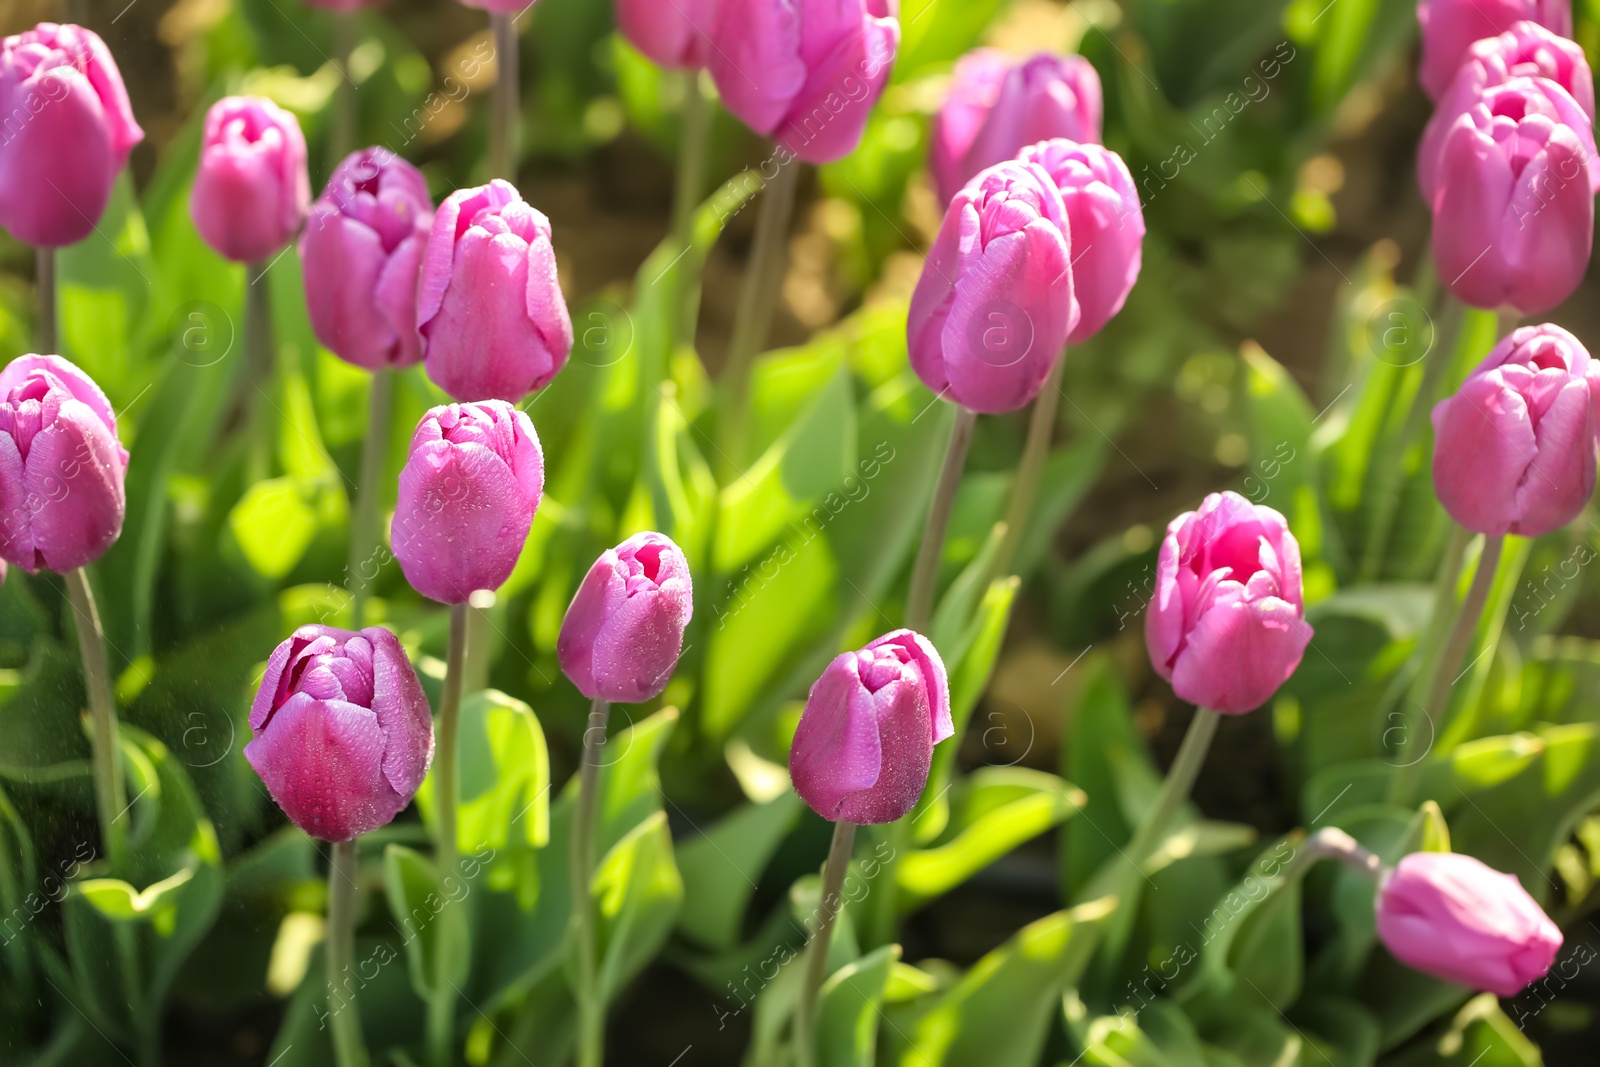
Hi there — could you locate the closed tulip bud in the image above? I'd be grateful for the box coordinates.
[418,180,573,403]
[1145,491,1311,715]
[1417,0,1572,101]
[1430,78,1594,314]
[790,629,951,824]
[617,0,722,70]
[300,148,434,371]
[558,532,692,704]
[245,625,435,842]
[392,400,544,605]
[709,0,899,165]
[932,51,1102,205]
[0,24,143,248]
[1377,852,1562,997]
[1432,324,1600,537]
[191,96,310,263]
[908,160,1076,413]
[0,355,126,574]
[1018,139,1143,343]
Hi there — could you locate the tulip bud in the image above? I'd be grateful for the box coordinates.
[0,23,143,248]
[1145,491,1311,715]
[1377,852,1562,997]
[191,96,310,264]
[417,180,574,403]
[932,51,1102,205]
[616,0,721,70]
[1432,324,1600,537]
[558,532,692,704]
[245,624,435,842]
[1430,77,1594,314]
[0,355,127,574]
[790,629,951,824]
[1417,0,1572,101]
[300,148,434,372]
[1018,139,1143,343]
[908,160,1076,413]
[708,0,900,165]
[391,400,545,605]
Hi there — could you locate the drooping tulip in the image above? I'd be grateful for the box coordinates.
[417,180,574,403]
[1145,491,1311,715]
[245,625,435,842]
[1417,0,1572,101]
[0,355,127,574]
[190,96,311,263]
[708,0,900,165]
[391,400,545,605]
[789,629,951,824]
[616,0,722,69]
[0,23,143,248]
[908,159,1076,413]
[557,532,692,704]
[300,148,434,371]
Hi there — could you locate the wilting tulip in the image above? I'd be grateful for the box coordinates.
[1018,139,1142,342]
[558,532,692,704]
[932,51,1102,204]
[300,148,434,371]
[1432,324,1600,537]
[616,0,721,69]
[789,629,951,824]
[708,0,900,164]
[190,96,310,263]
[908,160,1076,413]
[391,400,544,605]
[1430,78,1594,314]
[245,625,435,842]
[1145,491,1310,715]
[0,23,143,248]
[1377,851,1562,997]
[417,180,573,403]
[1417,0,1572,100]
[0,355,126,574]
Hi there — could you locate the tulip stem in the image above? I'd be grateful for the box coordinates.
[428,602,469,1067]
[672,70,712,350]
[994,354,1065,579]
[795,819,857,1067]
[1414,533,1503,756]
[490,13,520,181]
[64,568,128,875]
[572,696,611,1067]
[905,406,978,630]
[1121,707,1221,871]
[35,246,55,354]
[243,262,277,481]
[348,369,393,630]
[327,838,370,1067]
[330,12,357,170]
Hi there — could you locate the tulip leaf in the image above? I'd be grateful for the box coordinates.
[1064,995,1210,1067]
[1381,994,1544,1067]
[816,943,899,1067]
[676,792,803,951]
[76,867,196,923]
[592,810,684,1005]
[0,780,38,989]
[1061,655,1151,898]
[227,477,319,580]
[383,843,470,1002]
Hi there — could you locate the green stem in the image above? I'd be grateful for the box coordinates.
[1119,708,1221,867]
[994,355,1064,579]
[671,70,711,258]
[1419,535,1503,735]
[490,13,520,181]
[429,602,469,1067]
[327,838,369,1067]
[64,568,128,875]
[572,696,610,1067]
[330,12,357,172]
[36,246,55,354]
[348,370,393,630]
[463,590,494,695]
[905,406,978,631]
[795,820,856,1067]
[244,261,276,482]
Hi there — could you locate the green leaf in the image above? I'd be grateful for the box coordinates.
[1383,993,1544,1067]
[76,867,196,923]
[592,811,683,1004]
[1062,655,1153,897]
[227,477,319,580]
[383,844,470,1001]
[676,793,803,950]
[817,943,899,1067]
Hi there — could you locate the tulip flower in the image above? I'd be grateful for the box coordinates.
[616,0,721,69]
[1018,139,1142,343]
[558,532,693,704]
[1377,851,1562,997]
[708,0,900,164]
[245,624,435,842]
[0,354,127,574]
[908,160,1076,413]
[1145,491,1311,715]
[300,148,434,371]
[932,51,1102,204]
[1432,324,1600,538]
[190,96,310,263]
[0,23,143,248]
[391,400,545,605]
[789,629,951,824]
[1417,0,1572,101]
[417,180,573,403]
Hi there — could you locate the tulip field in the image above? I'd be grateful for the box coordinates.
[4,0,1600,1064]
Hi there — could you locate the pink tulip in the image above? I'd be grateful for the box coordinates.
[908,160,1076,413]
[191,96,311,263]
[417,180,573,403]
[0,355,127,574]
[558,532,692,704]
[1145,491,1310,715]
[246,625,435,842]
[616,0,722,70]
[1417,0,1572,100]
[0,23,143,248]
[1018,139,1142,343]
[392,400,545,605]
[708,0,900,164]
[1377,852,1562,997]
[300,148,434,371]
[789,629,951,824]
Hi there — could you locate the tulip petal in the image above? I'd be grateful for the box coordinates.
[1432,373,1538,535]
[1169,596,1311,714]
[392,438,532,603]
[790,654,884,819]
[22,400,125,572]
[244,693,397,842]
[366,626,435,798]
